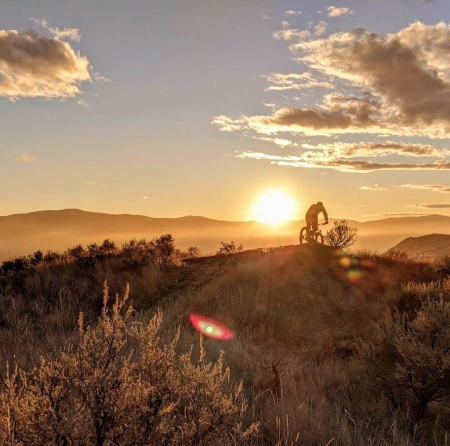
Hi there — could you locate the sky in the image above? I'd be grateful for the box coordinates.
[1,0,450,222]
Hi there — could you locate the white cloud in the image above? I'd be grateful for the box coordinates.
[273,28,311,41]
[31,18,81,42]
[253,136,294,147]
[0,29,91,101]
[327,6,352,17]
[314,21,328,36]
[285,10,302,16]
[359,184,388,191]
[262,14,272,20]
[263,72,333,91]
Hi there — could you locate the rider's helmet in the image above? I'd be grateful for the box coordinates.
[317,201,323,207]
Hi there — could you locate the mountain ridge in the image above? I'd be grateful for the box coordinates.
[1,208,450,261]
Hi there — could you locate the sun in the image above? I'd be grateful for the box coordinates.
[254,190,296,224]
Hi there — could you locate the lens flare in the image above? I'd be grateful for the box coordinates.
[189,313,234,340]
[346,268,363,283]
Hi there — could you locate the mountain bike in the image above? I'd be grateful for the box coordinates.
[299,222,328,244]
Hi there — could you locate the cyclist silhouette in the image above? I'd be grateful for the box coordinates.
[305,201,328,234]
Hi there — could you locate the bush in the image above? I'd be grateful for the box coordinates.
[217,241,243,255]
[358,288,450,423]
[325,219,358,249]
[436,255,450,277]
[185,246,202,259]
[0,283,258,445]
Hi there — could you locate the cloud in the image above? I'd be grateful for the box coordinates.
[218,22,450,139]
[359,184,388,191]
[262,14,272,20]
[285,10,302,16]
[214,21,450,174]
[31,18,81,42]
[290,22,450,137]
[253,136,294,147]
[0,29,92,101]
[314,21,328,36]
[86,180,97,186]
[362,212,433,218]
[16,152,36,163]
[236,151,450,172]
[397,184,450,192]
[263,72,333,91]
[273,28,311,41]
[302,141,450,158]
[409,203,450,208]
[327,6,353,17]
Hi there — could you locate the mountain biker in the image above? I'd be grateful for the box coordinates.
[305,202,328,235]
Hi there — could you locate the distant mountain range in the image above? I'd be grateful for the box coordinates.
[1,209,450,261]
[388,234,450,260]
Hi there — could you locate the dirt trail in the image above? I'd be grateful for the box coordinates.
[149,256,228,305]
[150,244,334,306]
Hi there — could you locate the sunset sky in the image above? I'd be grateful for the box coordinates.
[2,0,450,222]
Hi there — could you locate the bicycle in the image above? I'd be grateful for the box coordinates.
[299,222,328,244]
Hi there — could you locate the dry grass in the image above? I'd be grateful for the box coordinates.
[1,242,449,444]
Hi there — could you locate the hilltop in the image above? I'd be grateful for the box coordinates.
[2,208,450,261]
[389,233,450,259]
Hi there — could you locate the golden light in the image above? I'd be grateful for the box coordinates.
[254,190,296,223]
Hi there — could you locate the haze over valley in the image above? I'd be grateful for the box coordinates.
[2,209,450,261]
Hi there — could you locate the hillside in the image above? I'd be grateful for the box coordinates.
[388,233,450,259]
[1,208,450,261]
[1,241,449,445]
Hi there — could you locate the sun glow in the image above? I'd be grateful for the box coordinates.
[254,190,296,223]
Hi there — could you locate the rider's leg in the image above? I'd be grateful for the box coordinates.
[312,219,319,232]
[306,219,313,241]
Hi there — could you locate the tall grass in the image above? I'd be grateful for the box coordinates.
[1,242,449,444]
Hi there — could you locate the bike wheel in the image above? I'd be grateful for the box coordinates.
[314,232,324,244]
[299,227,308,244]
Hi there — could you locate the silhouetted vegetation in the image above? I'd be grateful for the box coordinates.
[217,241,244,254]
[325,219,358,248]
[1,238,449,445]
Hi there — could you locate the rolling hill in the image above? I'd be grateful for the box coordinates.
[1,209,450,261]
[388,233,450,259]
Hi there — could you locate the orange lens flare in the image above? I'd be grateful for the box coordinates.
[189,313,234,340]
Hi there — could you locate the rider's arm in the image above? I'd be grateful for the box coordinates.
[323,208,329,223]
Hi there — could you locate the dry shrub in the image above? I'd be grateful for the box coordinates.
[0,283,258,446]
[358,283,450,429]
